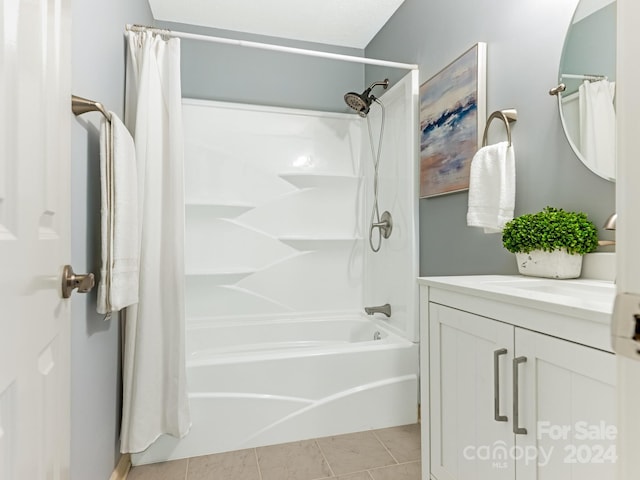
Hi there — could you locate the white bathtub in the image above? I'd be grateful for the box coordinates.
[132,314,419,465]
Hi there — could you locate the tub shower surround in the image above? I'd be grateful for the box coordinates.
[133,74,419,465]
[133,315,417,464]
[181,100,365,317]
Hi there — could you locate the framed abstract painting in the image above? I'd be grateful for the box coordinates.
[419,43,487,198]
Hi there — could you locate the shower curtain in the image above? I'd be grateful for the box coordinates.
[579,79,616,179]
[120,30,191,453]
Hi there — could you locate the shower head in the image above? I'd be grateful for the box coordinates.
[344,79,389,117]
[344,91,371,117]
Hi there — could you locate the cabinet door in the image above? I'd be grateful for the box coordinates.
[515,329,616,480]
[430,304,515,480]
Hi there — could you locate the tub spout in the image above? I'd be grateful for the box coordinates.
[364,304,391,317]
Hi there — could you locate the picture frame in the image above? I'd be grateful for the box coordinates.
[419,42,487,198]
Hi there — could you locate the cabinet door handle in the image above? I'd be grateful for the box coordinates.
[513,356,527,435]
[493,348,508,422]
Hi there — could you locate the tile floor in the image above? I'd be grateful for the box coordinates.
[128,423,421,480]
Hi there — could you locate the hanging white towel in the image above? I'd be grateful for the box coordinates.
[579,79,616,180]
[467,141,515,234]
[97,113,139,315]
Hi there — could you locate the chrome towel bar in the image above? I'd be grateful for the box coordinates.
[71,94,110,122]
[482,109,517,147]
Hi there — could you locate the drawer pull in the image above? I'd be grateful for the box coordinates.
[494,348,508,422]
[513,356,528,435]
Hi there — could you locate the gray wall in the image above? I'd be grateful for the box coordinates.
[157,21,366,112]
[365,0,616,276]
[70,1,152,479]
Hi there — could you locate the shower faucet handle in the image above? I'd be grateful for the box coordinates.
[371,211,393,239]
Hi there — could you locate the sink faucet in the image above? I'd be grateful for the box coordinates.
[604,212,616,230]
[598,213,617,246]
[364,304,391,317]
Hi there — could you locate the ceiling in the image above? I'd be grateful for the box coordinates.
[147,0,405,49]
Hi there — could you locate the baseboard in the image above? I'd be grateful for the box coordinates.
[109,454,131,480]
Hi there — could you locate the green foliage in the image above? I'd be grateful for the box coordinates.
[502,207,599,255]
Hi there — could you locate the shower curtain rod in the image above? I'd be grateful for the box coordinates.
[561,73,608,81]
[125,24,419,71]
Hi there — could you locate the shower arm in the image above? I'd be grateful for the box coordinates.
[367,80,389,91]
[363,80,390,103]
[364,78,389,95]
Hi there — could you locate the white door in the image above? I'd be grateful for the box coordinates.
[515,329,616,480]
[429,304,515,480]
[615,0,640,479]
[0,0,72,479]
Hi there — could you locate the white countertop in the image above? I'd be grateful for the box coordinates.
[418,275,615,325]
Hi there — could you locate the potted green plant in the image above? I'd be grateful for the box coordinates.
[502,207,599,279]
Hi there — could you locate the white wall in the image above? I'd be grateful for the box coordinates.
[70,1,152,478]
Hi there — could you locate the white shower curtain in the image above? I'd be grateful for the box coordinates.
[120,30,191,453]
[579,79,616,179]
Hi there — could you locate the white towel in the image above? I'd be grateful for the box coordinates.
[97,113,139,315]
[579,80,616,180]
[466,141,515,234]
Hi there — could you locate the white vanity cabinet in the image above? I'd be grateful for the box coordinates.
[429,304,515,480]
[515,327,615,480]
[420,276,616,480]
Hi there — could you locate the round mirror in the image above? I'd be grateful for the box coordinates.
[556,0,616,181]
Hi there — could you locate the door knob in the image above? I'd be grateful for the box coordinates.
[61,265,95,298]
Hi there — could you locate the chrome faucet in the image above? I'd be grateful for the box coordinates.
[598,213,617,246]
[364,303,391,317]
[604,213,616,231]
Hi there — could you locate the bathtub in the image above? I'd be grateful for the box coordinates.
[132,314,419,465]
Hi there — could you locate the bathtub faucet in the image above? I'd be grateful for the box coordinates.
[364,304,391,318]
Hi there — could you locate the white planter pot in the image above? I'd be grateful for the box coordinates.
[515,249,583,279]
